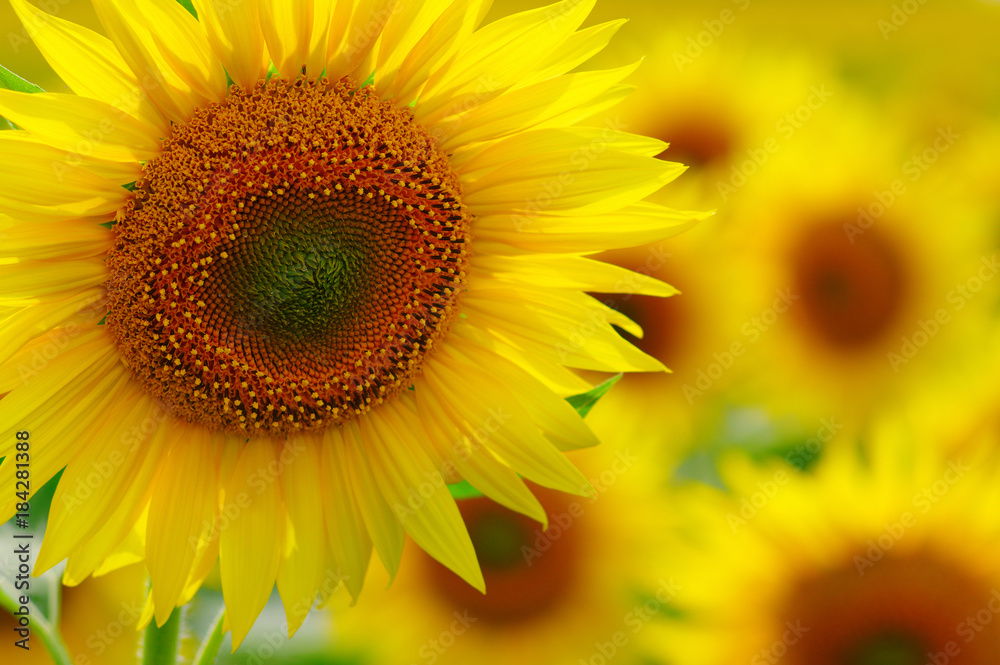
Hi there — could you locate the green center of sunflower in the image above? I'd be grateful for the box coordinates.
[106,77,471,437]
[846,633,926,665]
[425,489,582,624]
[790,218,908,350]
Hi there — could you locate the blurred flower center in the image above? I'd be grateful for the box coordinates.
[778,552,1000,665]
[106,77,470,437]
[790,219,907,350]
[656,112,735,169]
[425,489,581,624]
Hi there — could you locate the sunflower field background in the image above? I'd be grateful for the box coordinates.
[1,0,1000,664]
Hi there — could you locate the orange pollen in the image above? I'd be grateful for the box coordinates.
[106,77,471,437]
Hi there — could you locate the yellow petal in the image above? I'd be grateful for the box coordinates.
[276,437,330,636]
[423,355,591,495]
[260,0,330,78]
[363,399,485,592]
[516,19,626,88]
[474,253,679,297]
[146,426,219,625]
[0,90,160,163]
[0,289,105,367]
[0,134,129,210]
[0,221,112,261]
[474,201,703,253]
[462,148,683,217]
[383,0,490,103]
[326,0,397,81]
[319,428,372,600]
[448,335,600,452]
[439,65,640,150]
[413,377,548,526]
[370,0,453,96]
[416,0,595,124]
[220,438,284,649]
[36,391,159,574]
[0,257,106,302]
[192,0,267,88]
[93,0,226,123]
[8,0,166,133]
[345,419,407,580]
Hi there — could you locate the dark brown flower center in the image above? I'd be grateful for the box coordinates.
[790,219,907,350]
[779,552,1000,665]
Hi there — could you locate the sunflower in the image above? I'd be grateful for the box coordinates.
[0,0,694,648]
[327,396,678,665]
[650,414,1000,665]
[716,102,996,427]
[0,559,148,665]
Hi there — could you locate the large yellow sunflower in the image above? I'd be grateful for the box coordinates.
[717,101,996,427]
[0,0,694,647]
[649,415,1000,665]
[327,395,678,665]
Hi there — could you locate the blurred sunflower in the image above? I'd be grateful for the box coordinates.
[329,398,677,665]
[594,26,838,212]
[651,417,1000,665]
[0,561,147,665]
[0,0,695,647]
[721,104,996,427]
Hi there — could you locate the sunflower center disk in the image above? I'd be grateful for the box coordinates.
[780,552,1000,665]
[790,220,907,350]
[107,78,471,437]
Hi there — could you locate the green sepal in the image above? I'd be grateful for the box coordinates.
[0,62,44,94]
[566,373,622,418]
[175,0,197,19]
[447,479,484,501]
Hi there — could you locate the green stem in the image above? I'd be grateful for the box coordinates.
[46,572,61,627]
[141,606,183,665]
[193,608,227,665]
[0,579,73,665]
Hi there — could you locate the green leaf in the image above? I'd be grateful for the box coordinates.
[447,479,483,500]
[566,374,622,418]
[0,62,44,94]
